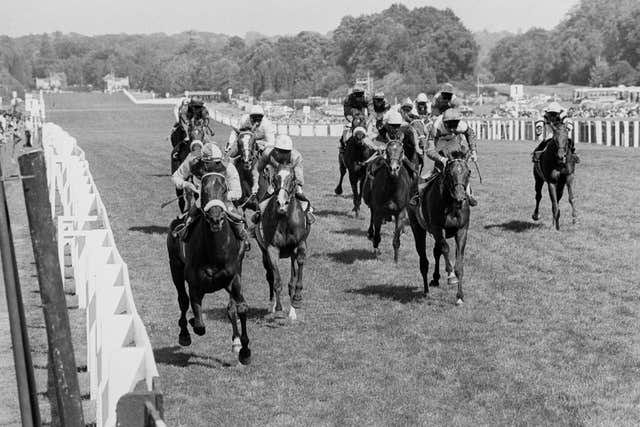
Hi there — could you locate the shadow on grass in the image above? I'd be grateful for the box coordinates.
[154,345,233,368]
[336,227,369,237]
[346,284,425,304]
[484,220,543,233]
[147,173,171,177]
[327,248,376,264]
[129,225,169,235]
[314,209,351,218]
[204,306,271,322]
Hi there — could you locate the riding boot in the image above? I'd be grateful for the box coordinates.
[178,205,200,242]
[295,187,316,224]
[466,184,477,207]
[230,220,251,252]
[532,140,548,163]
[408,177,420,207]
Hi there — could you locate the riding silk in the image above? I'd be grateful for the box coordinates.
[253,147,304,190]
[227,115,276,151]
[343,93,369,118]
[425,118,477,164]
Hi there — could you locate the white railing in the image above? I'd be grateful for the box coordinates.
[210,109,640,147]
[41,122,160,427]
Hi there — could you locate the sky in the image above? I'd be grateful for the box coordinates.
[3,0,577,37]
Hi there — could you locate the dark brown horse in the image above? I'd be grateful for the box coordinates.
[171,124,207,213]
[408,152,471,305]
[362,139,413,262]
[341,122,376,217]
[532,123,578,230]
[231,129,267,211]
[254,164,311,320]
[335,115,367,196]
[167,166,251,364]
[403,119,427,173]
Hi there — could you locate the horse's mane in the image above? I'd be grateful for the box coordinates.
[195,158,227,177]
[449,150,466,160]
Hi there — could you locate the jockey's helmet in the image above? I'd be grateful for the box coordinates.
[416,93,428,103]
[190,140,204,152]
[545,102,564,114]
[440,83,455,95]
[274,134,293,151]
[352,85,365,94]
[443,108,462,130]
[401,97,413,111]
[249,105,265,124]
[386,110,403,126]
[191,94,203,103]
[373,91,385,100]
[202,142,222,160]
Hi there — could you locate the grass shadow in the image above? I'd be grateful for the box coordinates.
[129,225,169,235]
[314,209,351,218]
[346,284,425,304]
[327,248,376,264]
[336,227,369,237]
[204,306,270,322]
[484,220,543,233]
[147,173,171,177]
[153,345,233,368]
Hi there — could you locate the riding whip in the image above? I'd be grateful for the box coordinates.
[473,159,483,184]
[160,195,182,209]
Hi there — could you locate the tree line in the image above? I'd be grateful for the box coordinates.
[0,4,478,102]
[485,0,640,87]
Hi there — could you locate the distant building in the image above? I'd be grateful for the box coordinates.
[574,86,640,103]
[184,90,221,102]
[35,73,67,91]
[103,73,130,93]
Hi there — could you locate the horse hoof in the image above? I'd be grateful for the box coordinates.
[456,298,464,306]
[334,187,343,195]
[532,213,539,221]
[447,274,458,285]
[429,280,439,288]
[232,337,241,354]
[179,334,191,347]
[239,348,252,365]
[373,248,381,257]
[189,318,206,336]
[288,307,297,321]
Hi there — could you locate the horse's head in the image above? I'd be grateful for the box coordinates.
[273,164,296,215]
[352,114,366,129]
[236,130,256,170]
[551,123,569,164]
[199,164,228,232]
[189,126,205,143]
[443,152,471,207]
[385,139,404,176]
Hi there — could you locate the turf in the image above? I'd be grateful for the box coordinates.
[46,92,640,426]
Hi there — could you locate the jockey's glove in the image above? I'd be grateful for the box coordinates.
[470,151,478,162]
[183,182,198,194]
[440,156,448,167]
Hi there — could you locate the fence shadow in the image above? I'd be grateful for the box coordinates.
[204,306,270,322]
[129,225,170,235]
[327,248,376,264]
[336,227,369,237]
[314,209,351,218]
[484,220,543,233]
[153,346,233,368]
[345,284,425,304]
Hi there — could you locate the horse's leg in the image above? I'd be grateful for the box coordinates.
[261,249,276,313]
[189,287,206,336]
[441,235,455,285]
[335,152,346,195]
[373,214,382,256]
[431,228,444,287]
[290,242,306,319]
[288,255,297,299]
[268,245,284,315]
[227,295,241,353]
[409,219,429,294]
[348,169,360,217]
[228,275,251,365]
[548,183,560,231]
[532,173,543,221]
[367,212,374,241]
[170,259,191,346]
[566,174,577,224]
[176,187,186,214]
[453,228,468,305]
[392,210,406,263]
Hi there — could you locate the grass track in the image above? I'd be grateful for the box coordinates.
[47,93,640,426]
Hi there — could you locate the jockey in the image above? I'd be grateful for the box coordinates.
[172,142,251,250]
[368,91,391,139]
[532,101,578,162]
[422,108,478,206]
[341,85,369,143]
[399,97,420,124]
[431,83,460,116]
[364,110,417,177]
[414,93,430,119]
[226,105,275,155]
[175,97,191,140]
[250,134,314,226]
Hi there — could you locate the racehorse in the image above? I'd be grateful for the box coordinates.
[254,164,311,320]
[341,121,376,217]
[335,115,367,196]
[408,151,471,305]
[230,129,266,211]
[402,119,427,173]
[171,124,208,213]
[362,139,413,262]
[167,164,251,364]
[532,123,578,230]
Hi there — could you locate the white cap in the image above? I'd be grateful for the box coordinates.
[401,97,413,108]
[416,93,428,103]
[386,110,403,125]
[353,127,367,137]
[546,102,564,113]
[249,105,265,116]
[202,142,222,159]
[190,140,204,151]
[274,134,293,150]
